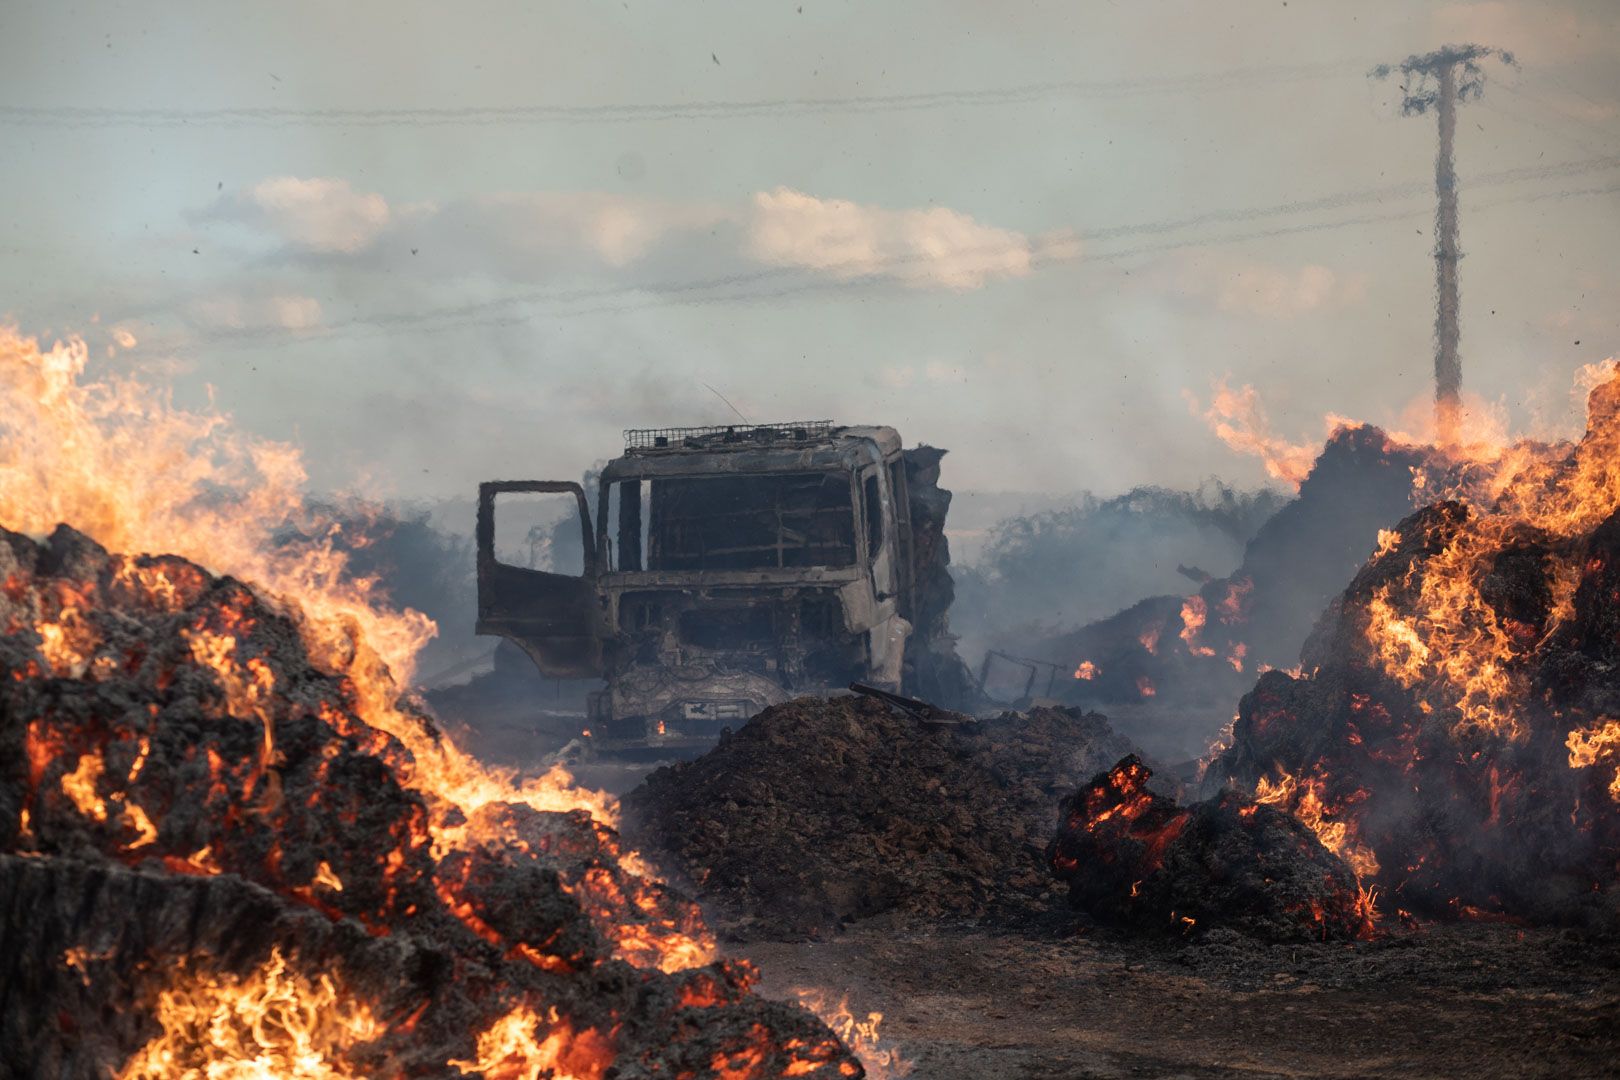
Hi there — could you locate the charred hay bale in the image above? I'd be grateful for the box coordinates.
[458,801,714,973]
[0,854,467,1079]
[622,695,1134,937]
[1048,757,1365,942]
[0,854,856,1080]
[0,525,862,1078]
[0,527,443,931]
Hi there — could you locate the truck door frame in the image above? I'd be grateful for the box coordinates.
[475,480,609,678]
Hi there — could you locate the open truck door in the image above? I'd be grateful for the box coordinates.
[476,480,610,678]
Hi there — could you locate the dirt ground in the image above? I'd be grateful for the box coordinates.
[739,916,1620,1079]
[437,702,1620,1077]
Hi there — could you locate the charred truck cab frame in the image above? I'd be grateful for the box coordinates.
[477,422,920,754]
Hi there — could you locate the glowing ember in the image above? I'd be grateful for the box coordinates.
[1049,756,1365,941]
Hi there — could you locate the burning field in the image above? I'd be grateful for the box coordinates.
[0,329,868,1077]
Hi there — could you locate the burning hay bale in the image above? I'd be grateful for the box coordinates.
[622,695,1136,938]
[1205,371,1620,929]
[1039,425,1435,752]
[1047,756,1368,942]
[0,524,859,1077]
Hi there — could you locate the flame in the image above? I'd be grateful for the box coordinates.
[1254,769,1380,879]
[0,327,711,975]
[313,860,344,892]
[1137,622,1162,655]
[1136,676,1156,698]
[793,990,911,1079]
[1073,660,1098,681]
[1218,577,1252,622]
[116,948,380,1079]
[61,751,109,822]
[1357,372,1620,744]
[1191,375,1525,492]
[1567,718,1620,801]
[124,801,159,848]
[1178,596,1215,657]
[0,329,433,683]
[449,1005,613,1080]
[1188,379,1321,488]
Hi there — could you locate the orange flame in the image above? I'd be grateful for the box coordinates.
[1178,596,1215,657]
[116,948,381,1079]
[0,327,711,975]
[1254,769,1380,879]
[449,1005,614,1080]
[1187,379,1322,488]
[1358,369,1620,743]
[1567,718,1620,802]
[793,989,911,1079]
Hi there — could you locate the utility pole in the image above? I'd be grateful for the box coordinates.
[1372,45,1515,448]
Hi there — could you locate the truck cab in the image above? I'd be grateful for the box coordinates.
[476,421,921,755]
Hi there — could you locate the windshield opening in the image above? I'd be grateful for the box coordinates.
[607,471,856,571]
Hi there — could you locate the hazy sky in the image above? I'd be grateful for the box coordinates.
[3,0,1617,502]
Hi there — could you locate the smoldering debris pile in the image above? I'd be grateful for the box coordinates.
[1048,756,1367,942]
[623,695,1135,938]
[1037,426,1433,750]
[0,525,858,1077]
[1207,373,1620,929]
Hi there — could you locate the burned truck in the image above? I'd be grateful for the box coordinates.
[476,421,969,754]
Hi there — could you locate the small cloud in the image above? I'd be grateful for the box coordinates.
[212,176,1070,295]
[745,187,1041,290]
[1171,253,1367,318]
[224,176,393,253]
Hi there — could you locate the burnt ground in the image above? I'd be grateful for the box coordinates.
[739,916,1620,1079]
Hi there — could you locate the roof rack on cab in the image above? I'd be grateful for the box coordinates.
[622,421,836,451]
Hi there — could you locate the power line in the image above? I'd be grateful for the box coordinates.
[0,61,1367,129]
